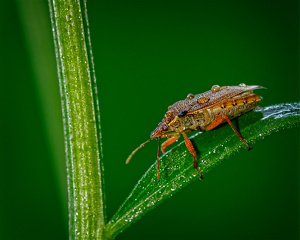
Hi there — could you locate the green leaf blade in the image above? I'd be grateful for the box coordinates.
[106,102,300,239]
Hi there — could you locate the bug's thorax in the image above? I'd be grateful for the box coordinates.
[150,84,263,139]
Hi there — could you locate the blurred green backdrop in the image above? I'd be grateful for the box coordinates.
[0,0,298,239]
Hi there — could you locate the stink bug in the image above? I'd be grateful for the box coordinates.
[126,83,264,181]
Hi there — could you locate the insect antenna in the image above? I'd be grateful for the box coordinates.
[126,139,151,164]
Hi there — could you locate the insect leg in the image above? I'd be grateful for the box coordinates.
[157,138,161,182]
[161,136,180,154]
[182,132,202,180]
[206,115,251,150]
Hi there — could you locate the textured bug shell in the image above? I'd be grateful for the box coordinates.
[151,85,263,138]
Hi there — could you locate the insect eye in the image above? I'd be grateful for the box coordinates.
[178,110,188,117]
[211,85,220,93]
[239,83,246,87]
[162,124,168,131]
[186,93,194,100]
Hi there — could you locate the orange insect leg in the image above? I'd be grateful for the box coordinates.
[157,138,161,182]
[182,132,202,180]
[161,136,180,154]
[206,114,251,150]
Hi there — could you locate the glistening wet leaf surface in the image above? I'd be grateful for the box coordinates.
[105,102,300,239]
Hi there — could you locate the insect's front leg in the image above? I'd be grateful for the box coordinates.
[205,114,251,150]
[182,132,202,180]
[161,136,180,154]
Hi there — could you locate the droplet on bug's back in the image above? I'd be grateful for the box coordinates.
[189,99,197,105]
[186,93,194,100]
[211,85,220,93]
[197,96,209,104]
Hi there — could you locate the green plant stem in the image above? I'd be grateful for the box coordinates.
[48,0,106,239]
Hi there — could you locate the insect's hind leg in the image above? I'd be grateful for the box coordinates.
[182,132,202,180]
[161,136,180,154]
[205,114,251,150]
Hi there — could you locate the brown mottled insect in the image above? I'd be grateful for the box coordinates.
[126,83,263,181]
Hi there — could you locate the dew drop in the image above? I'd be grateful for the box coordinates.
[189,98,197,105]
[186,93,194,100]
[211,85,220,92]
[198,96,210,104]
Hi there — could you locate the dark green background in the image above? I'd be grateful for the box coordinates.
[0,0,298,239]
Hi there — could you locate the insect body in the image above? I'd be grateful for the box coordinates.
[126,83,263,181]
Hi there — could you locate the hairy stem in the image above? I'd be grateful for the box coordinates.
[48,0,106,239]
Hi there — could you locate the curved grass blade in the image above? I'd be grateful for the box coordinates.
[105,102,300,239]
